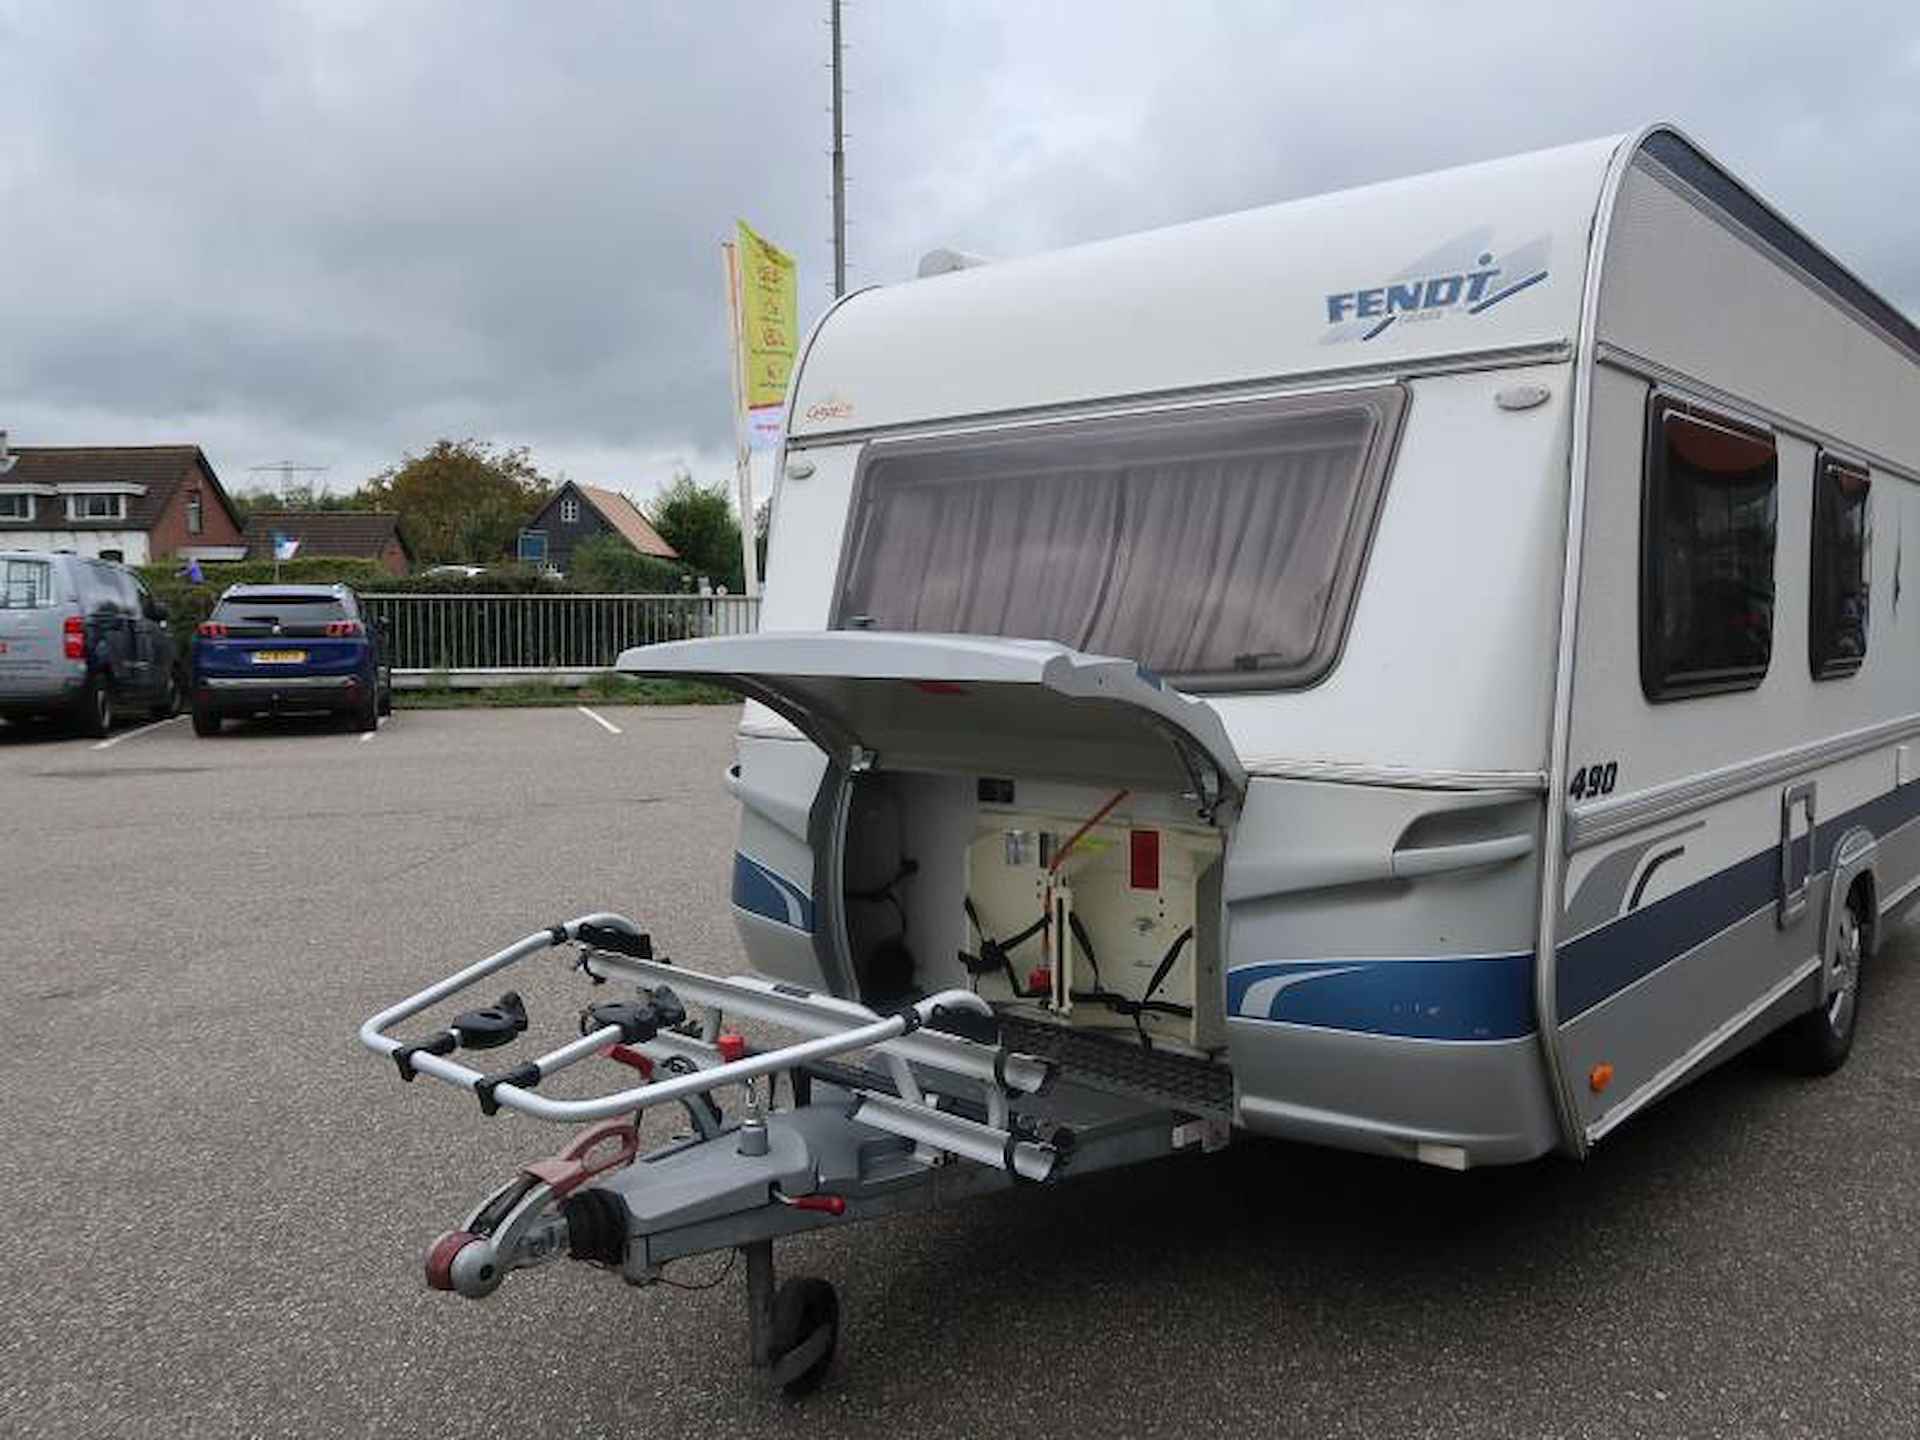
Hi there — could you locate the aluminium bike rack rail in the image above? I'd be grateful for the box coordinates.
[359,912,1060,1175]
[359,911,1220,1395]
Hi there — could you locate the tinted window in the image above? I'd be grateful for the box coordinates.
[1640,397,1778,701]
[1809,455,1870,680]
[213,594,349,625]
[1,559,53,609]
[833,388,1407,688]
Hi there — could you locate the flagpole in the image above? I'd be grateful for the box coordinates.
[722,239,760,599]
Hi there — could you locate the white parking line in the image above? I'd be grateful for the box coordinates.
[358,728,377,743]
[92,714,186,751]
[576,705,622,735]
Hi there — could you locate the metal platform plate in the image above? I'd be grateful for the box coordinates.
[998,1016,1235,1120]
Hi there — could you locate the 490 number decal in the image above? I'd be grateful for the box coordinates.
[1569,761,1619,801]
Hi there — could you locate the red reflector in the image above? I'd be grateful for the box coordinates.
[910,680,967,696]
[716,1033,747,1064]
[1129,829,1161,890]
[1026,966,1051,996]
[196,621,228,638]
[325,620,364,637]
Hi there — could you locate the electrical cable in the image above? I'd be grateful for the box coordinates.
[1048,789,1130,875]
[654,1248,740,1291]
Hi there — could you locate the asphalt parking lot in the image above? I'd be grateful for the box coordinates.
[2,704,1915,1439]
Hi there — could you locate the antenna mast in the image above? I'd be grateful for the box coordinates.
[830,0,847,297]
[247,461,328,504]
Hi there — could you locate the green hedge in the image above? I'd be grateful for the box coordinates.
[568,534,690,593]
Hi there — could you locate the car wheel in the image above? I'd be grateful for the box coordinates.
[1772,880,1869,1076]
[75,674,113,738]
[378,682,393,718]
[151,669,181,720]
[191,703,222,737]
[348,693,378,733]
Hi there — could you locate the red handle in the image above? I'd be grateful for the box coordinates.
[783,1192,847,1216]
[522,1119,640,1198]
[603,1043,654,1077]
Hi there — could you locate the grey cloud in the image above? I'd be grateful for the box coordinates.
[2,1,1916,499]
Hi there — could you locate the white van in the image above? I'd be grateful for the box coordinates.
[627,123,1919,1168]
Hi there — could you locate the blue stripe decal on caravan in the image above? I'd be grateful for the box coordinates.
[1226,776,1920,1043]
[730,852,816,932]
[1558,775,1920,1020]
[1226,955,1534,1041]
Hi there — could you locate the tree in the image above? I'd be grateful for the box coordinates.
[648,475,744,590]
[363,439,555,565]
[569,532,687,593]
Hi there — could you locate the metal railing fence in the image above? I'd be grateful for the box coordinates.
[360,592,760,680]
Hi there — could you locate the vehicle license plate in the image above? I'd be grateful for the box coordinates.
[253,650,308,664]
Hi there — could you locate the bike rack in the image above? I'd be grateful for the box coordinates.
[359,911,1222,1395]
[359,912,1061,1175]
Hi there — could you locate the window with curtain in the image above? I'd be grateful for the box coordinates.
[1809,454,1870,680]
[1639,396,1778,701]
[832,388,1405,688]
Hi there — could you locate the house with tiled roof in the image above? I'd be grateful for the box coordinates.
[0,441,246,563]
[242,510,414,576]
[521,480,678,575]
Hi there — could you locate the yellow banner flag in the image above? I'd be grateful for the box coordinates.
[736,220,797,423]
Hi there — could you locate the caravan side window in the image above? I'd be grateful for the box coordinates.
[1809,454,1871,680]
[1640,396,1778,702]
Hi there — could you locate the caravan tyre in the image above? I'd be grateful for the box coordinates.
[1773,882,1868,1076]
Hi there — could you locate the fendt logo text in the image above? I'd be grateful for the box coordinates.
[1322,232,1551,344]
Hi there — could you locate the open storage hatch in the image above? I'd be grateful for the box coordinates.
[621,631,1245,1057]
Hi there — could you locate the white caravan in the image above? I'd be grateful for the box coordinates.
[365,123,1918,1392]
[633,123,1918,1166]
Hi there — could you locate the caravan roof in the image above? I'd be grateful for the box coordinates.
[787,126,1919,444]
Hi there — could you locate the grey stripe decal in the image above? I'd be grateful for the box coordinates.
[1568,712,1920,851]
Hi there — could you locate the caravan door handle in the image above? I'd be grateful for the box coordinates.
[1389,832,1533,880]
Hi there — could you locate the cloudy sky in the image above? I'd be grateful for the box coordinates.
[3,1,1917,504]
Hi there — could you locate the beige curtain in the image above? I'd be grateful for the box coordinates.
[836,406,1378,678]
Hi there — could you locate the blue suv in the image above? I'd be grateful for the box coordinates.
[191,583,392,735]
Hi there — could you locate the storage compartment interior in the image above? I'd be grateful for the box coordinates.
[841,771,1227,1056]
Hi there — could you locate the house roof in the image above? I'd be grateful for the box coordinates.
[577,483,678,559]
[242,510,412,560]
[3,445,238,531]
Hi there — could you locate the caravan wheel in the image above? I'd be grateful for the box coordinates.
[1773,881,1868,1076]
